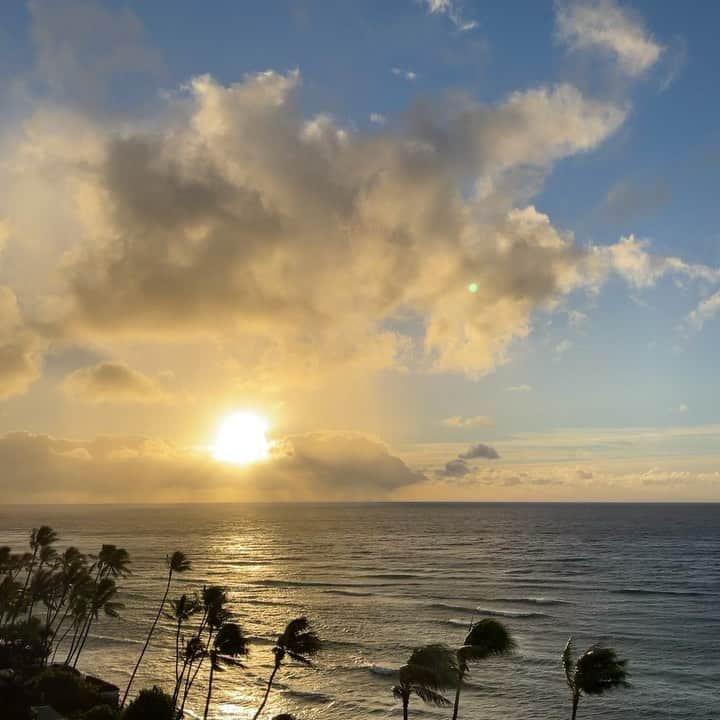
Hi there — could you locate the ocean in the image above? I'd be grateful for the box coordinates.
[1,503,717,719]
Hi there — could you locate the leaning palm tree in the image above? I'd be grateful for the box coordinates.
[562,638,630,720]
[70,577,123,668]
[166,593,201,685]
[16,526,57,620]
[452,618,515,720]
[203,622,249,720]
[252,617,321,720]
[393,644,458,720]
[121,551,191,708]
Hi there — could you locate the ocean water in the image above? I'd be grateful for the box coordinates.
[0,503,717,719]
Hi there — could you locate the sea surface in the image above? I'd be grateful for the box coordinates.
[1,503,717,719]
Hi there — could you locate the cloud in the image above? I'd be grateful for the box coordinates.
[423,0,478,32]
[555,0,663,76]
[687,290,720,330]
[0,430,425,503]
[442,415,493,428]
[5,68,632,386]
[507,384,532,392]
[3,6,713,399]
[603,178,671,223]
[391,67,417,80]
[677,403,688,415]
[554,338,573,355]
[0,288,43,399]
[63,361,169,404]
[438,458,471,476]
[585,235,720,290]
[458,442,500,459]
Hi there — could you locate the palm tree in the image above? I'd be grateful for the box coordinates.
[392,644,457,720]
[452,619,515,720]
[252,617,321,720]
[203,622,249,720]
[562,638,630,720]
[92,544,131,580]
[70,577,123,668]
[166,593,201,686]
[16,526,57,620]
[175,585,230,716]
[121,551,191,708]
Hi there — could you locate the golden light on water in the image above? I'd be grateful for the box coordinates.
[211,411,270,465]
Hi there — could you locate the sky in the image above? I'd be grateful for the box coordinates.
[0,0,718,502]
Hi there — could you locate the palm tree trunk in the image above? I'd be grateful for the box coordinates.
[571,693,579,720]
[175,619,182,682]
[452,673,463,720]
[402,695,409,720]
[252,663,279,720]
[121,569,172,708]
[203,660,215,720]
[179,628,214,716]
[71,612,95,668]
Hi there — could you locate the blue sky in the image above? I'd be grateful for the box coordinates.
[0,0,718,501]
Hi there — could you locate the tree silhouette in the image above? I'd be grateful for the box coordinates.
[562,638,630,720]
[452,618,515,719]
[166,593,201,687]
[203,622,249,720]
[252,617,321,720]
[393,644,457,720]
[121,551,191,708]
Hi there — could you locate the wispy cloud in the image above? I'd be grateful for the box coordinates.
[442,415,493,428]
[391,67,417,80]
[507,384,532,392]
[686,290,720,331]
[63,361,171,404]
[555,0,663,76]
[423,0,478,32]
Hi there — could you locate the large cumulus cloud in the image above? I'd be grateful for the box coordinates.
[48,72,629,380]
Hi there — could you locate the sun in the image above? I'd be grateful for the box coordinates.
[211,411,270,465]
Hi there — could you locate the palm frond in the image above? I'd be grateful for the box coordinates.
[412,685,452,707]
[562,636,576,691]
[575,645,630,696]
[168,551,192,573]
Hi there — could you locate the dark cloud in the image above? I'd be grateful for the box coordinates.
[458,442,500,460]
[438,458,471,477]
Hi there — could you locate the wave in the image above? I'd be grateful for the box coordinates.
[369,663,396,676]
[324,589,375,597]
[284,689,332,703]
[613,588,705,597]
[87,633,143,645]
[489,597,568,606]
[363,573,420,579]
[475,608,549,619]
[426,602,477,613]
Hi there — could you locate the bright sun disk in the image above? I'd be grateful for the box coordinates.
[212,411,270,465]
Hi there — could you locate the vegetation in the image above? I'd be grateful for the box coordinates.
[121,551,191,708]
[562,638,630,720]
[252,616,322,720]
[393,643,458,720]
[1,524,631,719]
[452,618,516,720]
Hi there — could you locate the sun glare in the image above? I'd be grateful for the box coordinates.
[212,411,270,465]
